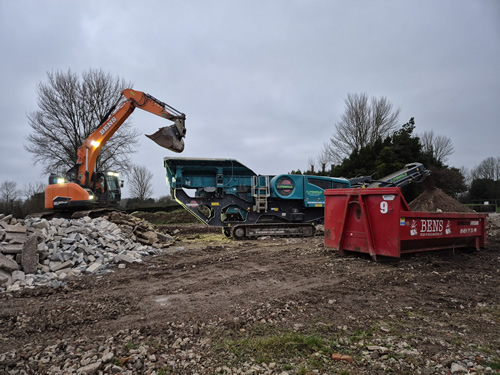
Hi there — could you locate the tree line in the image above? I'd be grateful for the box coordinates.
[293,93,499,206]
[3,70,498,216]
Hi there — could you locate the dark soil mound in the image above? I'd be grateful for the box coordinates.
[409,187,474,213]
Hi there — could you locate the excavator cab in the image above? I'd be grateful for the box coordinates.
[45,171,121,210]
[92,171,121,207]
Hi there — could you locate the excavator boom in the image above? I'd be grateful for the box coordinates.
[124,90,186,153]
[45,88,186,210]
[76,89,186,187]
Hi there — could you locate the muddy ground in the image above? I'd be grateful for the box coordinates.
[1,217,499,374]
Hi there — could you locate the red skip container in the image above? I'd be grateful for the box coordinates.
[324,188,487,259]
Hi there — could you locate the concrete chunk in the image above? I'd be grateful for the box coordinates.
[0,214,13,223]
[0,269,12,285]
[0,243,24,254]
[61,237,76,245]
[12,270,25,282]
[50,260,73,272]
[86,262,102,273]
[0,253,19,272]
[22,235,38,274]
[32,220,50,230]
[6,224,27,233]
[5,232,27,244]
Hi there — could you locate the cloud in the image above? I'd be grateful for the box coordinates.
[0,0,499,198]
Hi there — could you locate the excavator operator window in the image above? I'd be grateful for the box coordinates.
[95,176,106,194]
[105,174,120,192]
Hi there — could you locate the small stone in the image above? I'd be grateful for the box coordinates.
[450,363,468,374]
[101,352,114,363]
[77,360,102,374]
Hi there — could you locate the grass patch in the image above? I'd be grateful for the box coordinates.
[125,341,139,350]
[212,327,345,372]
[483,360,500,370]
[348,324,379,343]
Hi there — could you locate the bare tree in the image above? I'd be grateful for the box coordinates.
[324,93,400,163]
[23,182,46,201]
[128,165,154,200]
[25,69,140,176]
[317,150,330,173]
[471,157,500,180]
[307,157,316,173]
[0,181,20,211]
[420,130,454,163]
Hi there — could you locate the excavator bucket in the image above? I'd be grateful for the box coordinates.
[146,123,185,153]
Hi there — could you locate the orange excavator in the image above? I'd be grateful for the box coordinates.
[44,89,186,210]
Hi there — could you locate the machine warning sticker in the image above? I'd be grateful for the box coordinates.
[400,218,405,226]
[187,201,198,207]
[383,195,396,201]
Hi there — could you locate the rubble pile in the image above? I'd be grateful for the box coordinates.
[0,212,174,292]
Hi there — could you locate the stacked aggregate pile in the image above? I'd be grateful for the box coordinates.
[409,188,500,245]
[0,212,174,292]
[409,187,475,213]
[486,213,500,242]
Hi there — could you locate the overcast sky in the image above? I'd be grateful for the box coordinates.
[1,1,499,199]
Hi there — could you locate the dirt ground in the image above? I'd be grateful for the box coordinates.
[1,216,499,374]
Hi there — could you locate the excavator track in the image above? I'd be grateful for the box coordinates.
[229,223,316,240]
[28,208,121,221]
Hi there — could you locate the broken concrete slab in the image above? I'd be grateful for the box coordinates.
[6,225,27,233]
[0,243,24,254]
[86,262,103,274]
[5,232,27,244]
[50,260,74,272]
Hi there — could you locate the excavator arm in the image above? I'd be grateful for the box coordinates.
[76,89,186,187]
